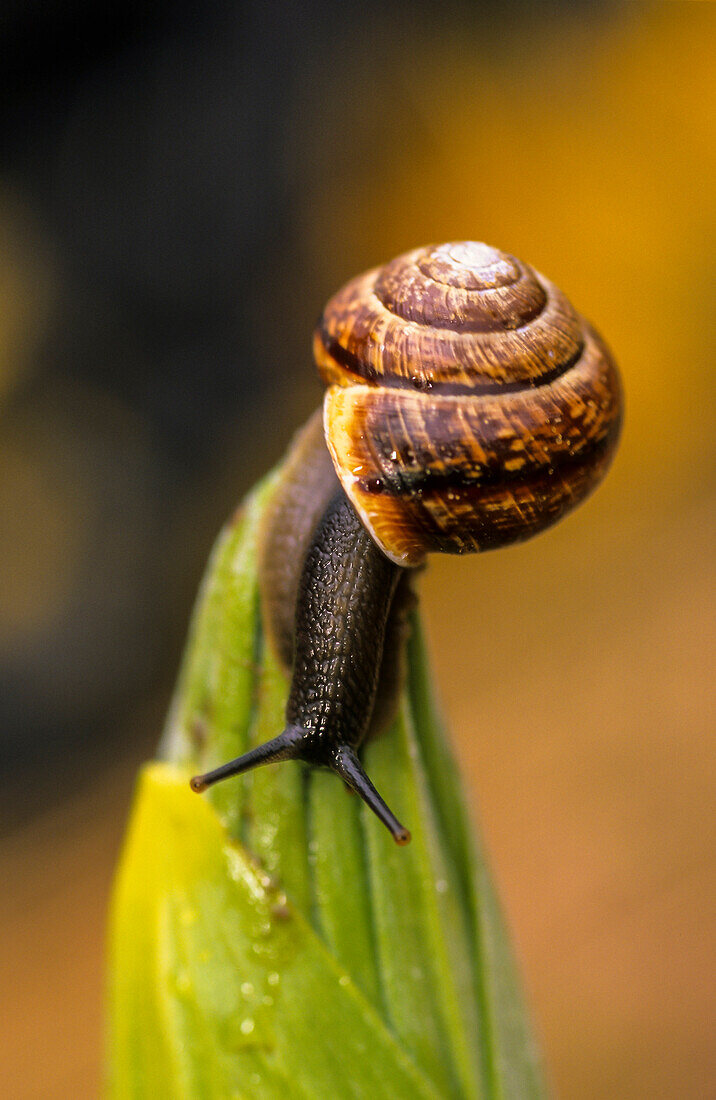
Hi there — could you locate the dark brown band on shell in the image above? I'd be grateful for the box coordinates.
[315,242,622,566]
[314,242,585,393]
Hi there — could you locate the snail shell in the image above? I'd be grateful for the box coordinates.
[315,241,622,566]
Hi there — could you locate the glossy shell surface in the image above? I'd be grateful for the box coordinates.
[315,241,622,566]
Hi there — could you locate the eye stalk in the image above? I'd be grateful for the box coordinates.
[191,732,411,846]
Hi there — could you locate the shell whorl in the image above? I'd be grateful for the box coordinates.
[314,242,622,566]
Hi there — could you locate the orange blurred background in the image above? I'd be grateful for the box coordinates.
[1,3,714,1097]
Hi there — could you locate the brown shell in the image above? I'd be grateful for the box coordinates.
[314,242,622,566]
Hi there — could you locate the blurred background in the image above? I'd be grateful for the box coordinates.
[1,1,714,1096]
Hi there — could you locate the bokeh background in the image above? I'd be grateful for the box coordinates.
[2,2,714,1096]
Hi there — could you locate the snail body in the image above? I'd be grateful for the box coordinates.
[191,242,622,843]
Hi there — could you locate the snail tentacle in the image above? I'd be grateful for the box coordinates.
[189,727,304,792]
[332,745,411,845]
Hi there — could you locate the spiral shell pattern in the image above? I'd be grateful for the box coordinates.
[315,242,622,566]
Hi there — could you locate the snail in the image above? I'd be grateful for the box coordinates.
[190,241,622,844]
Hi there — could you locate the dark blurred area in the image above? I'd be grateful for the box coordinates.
[1,1,327,789]
[2,2,714,1097]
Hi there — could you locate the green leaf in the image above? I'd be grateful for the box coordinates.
[108,471,547,1098]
